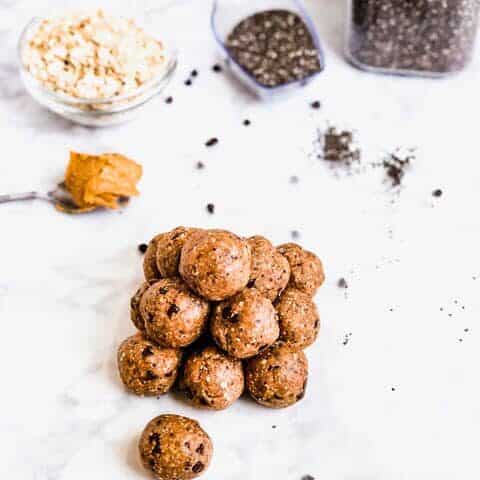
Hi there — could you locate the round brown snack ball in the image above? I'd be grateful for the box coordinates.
[276,288,320,350]
[130,281,153,332]
[143,234,164,282]
[117,333,182,396]
[245,342,308,408]
[156,227,199,278]
[180,345,244,410]
[140,278,209,348]
[211,288,279,359]
[139,414,213,480]
[179,229,251,301]
[277,243,325,297]
[247,235,290,302]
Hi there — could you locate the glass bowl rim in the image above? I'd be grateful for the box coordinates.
[210,0,326,92]
[18,16,178,107]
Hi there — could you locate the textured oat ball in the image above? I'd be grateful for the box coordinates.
[180,345,244,410]
[245,342,308,408]
[179,229,251,301]
[277,243,325,297]
[143,234,163,282]
[156,227,199,278]
[247,235,290,302]
[276,288,320,350]
[139,414,213,480]
[211,288,279,359]
[140,278,209,348]
[130,281,153,332]
[117,333,182,396]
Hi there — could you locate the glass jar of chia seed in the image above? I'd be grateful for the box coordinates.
[346,0,480,77]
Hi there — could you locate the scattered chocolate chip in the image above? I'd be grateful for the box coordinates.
[192,462,204,473]
[205,138,218,147]
[144,370,158,381]
[222,306,232,319]
[191,69,198,77]
[165,96,173,104]
[196,444,205,454]
[247,278,256,288]
[206,203,215,214]
[432,189,443,197]
[167,304,180,317]
[243,119,251,126]
[142,346,155,358]
[311,100,321,109]
[138,243,148,254]
[338,278,348,289]
[150,433,162,454]
[185,79,192,86]
[196,161,205,170]
[158,287,169,295]
[212,64,223,72]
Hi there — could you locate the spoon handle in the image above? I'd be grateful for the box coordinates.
[0,191,49,204]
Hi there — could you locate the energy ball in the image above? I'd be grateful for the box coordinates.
[211,288,279,359]
[276,288,320,350]
[139,414,213,480]
[117,333,182,396]
[245,342,308,408]
[247,235,290,302]
[156,227,199,278]
[130,281,152,332]
[140,278,209,348]
[277,243,325,297]
[143,234,163,282]
[180,345,244,410]
[179,229,251,301]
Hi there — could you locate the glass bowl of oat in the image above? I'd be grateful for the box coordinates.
[18,10,177,127]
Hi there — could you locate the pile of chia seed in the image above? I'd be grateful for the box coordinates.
[349,0,480,74]
[226,10,322,87]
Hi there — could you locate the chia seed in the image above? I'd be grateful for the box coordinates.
[226,10,322,88]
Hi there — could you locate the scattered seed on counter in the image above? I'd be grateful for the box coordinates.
[391,387,396,392]
[272,425,277,429]
[310,101,321,109]
[243,119,251,126]
[185,79,192,86]
[432,189,443,198]
[206,203,215,214]
[302,474,315,480]
[291,230,300,240]
[226,10,322,87]
[191,69,198,77]
[342,332,352,346]
[319,127,361,165]
[289,175,299,184]
[212,64,223,73]
[165,96,173,104]
[338,278,348,289]
[138,243,148,254]
[196,161,205,170]
[205,138,219,147]
[382,150,414,187]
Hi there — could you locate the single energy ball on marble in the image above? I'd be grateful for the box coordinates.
[277,243,325,297]
[210,288,279,359]
[247,235,290,302]
[156,226,201,278]
[143,234,164,282]
[130,281,154,332]
[139,414,213,480]
[179,229,251,301]
[275,287,320,350]
[179,345,244,410]
[117,333,182,396]
[245,342,308,408]
[140,278,209,348]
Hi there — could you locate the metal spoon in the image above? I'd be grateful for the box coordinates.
[0,190,94,214]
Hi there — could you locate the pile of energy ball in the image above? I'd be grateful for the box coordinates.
[117,227,324,480]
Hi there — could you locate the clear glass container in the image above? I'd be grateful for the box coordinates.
[346,0,480,77]
[211,0,325,98]
[18,16,177,127]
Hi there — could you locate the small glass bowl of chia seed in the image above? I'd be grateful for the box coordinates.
[211,0,325,98]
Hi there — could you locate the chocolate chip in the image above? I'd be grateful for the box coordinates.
[432,189,443,197]
[229,313,240,323]
[159,287,169,294]
[314,319,319,329]
[167,304,180,317]
[196,161,205,170]
[206,203,215,214]
[243,119,251,126]
[184,387,195,400]
[222,306,232,319]
[165,96,173,104]
[149,459,155,468]
[192,462,204,473]
[311,100,321,109]
[138,243,148,254]
[205,138,218,147]
[144,370,158,381]
[247,278,256,288]
[191,69,198,77]
[196,443,205,454]
[212,64,222,72]
[142,346,155,358]
[149,433,162,454]
[184,441,190,449]
[185,79,192,86]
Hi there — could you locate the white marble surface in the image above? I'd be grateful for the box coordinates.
[1,1,480,479]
